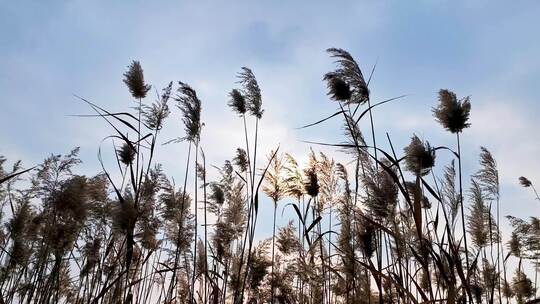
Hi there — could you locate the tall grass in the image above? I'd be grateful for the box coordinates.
[0,50,538,304]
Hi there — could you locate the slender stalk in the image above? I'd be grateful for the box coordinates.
[456,135,470,264]
[201,150,209,303]
[239,116,260,304]
[233,114,253,304]
[191,142,199,304]
[271,203,277,304]
[167,142,192,302]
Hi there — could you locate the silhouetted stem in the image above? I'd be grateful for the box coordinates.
[457,132,472,303]
[271,203,277,304]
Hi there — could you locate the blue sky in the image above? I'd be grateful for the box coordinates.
[1,1,540,238]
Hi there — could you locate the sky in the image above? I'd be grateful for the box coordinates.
[1,0,540,241]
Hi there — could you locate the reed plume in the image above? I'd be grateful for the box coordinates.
[238,67,263,118]
[325,48,369,105]
[123,61,151,99]
[324,73,352,101]
[176,81,202,143]
[228,89,247,115]
[117,142,136,165]
[433,89,471,133]
[519,176,532,188]
[404,135,435,176]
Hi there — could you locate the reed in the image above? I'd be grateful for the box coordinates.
[0,50,538,304]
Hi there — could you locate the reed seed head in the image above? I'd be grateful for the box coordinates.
[433,89,471,133]
[143,81,172,131]
[228,89,247,115]
[519,176,532,187]
[324,73,352,101]
[237,67,264,118]
[123,61,151,99]
[325,48,370,105]
[176,81,202,143]
[303,168,319,198]
[233,148,249,173]
[117,142,136,165]
[404,135,436,176]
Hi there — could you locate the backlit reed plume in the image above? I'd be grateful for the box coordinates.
[160,180,195,257]
[325,48,369,104]
[507,215,540,300]
[238,67,263,118]
[508,230,523,257]
[208,183,225,215]
[276,221,299,255]
[283,153,305,200]
[512,269,535,303]
[233,148,249,173]
[363,159,398,221]
[519,176,532,187]
[228,88,247,115]
[341,113,369,162]
[324,73,352,101]
[433,89,471,133]
[6,202,38,269]
[441,160,460,227]
[176,81,202,143]
[357,216,376,259]
[117,142,136,165]
[475,147,499,200]
[246,241,272,302]
[467,179,490,248]
[142,81,172,131]
[303,165,320,198]
[123,61,151,99]
[518,176,540,203]
[262,150,286,203]
[403,135,435,176]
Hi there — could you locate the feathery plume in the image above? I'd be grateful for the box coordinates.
[233,148,249,173]
[142,81,172,131]
[276,221,299,255]
[364,159,398,220]
[208,183,225,215]
[262,151,286,204]
[176,81,202,142]
[323,73,352,101]
[508,231,522,257]
[159,182,194,252]
[283,153,304,200]
[512,269,535,302]
[433,89,471,133]
[519,176,532,188]
[123,61,151,99]
[117,142,136,165]
[475,146,499,201]
[404,135,435,176]
[237,67,264,118]
[303,167,319,198]
[325,48,369,105]
[357,217,376,258]
[468,179,487,248]
[441,160,459,226]
[228,89,247,115]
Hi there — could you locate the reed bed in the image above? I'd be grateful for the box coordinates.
[0,49,538,304]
